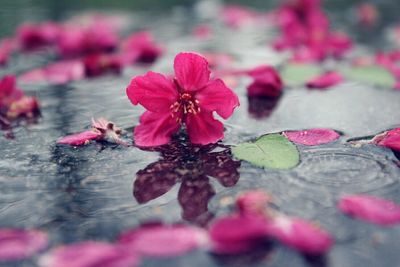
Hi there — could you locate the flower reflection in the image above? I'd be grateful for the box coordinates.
[133,137,240,225]
[247,95,281,119]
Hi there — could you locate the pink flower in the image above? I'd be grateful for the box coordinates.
[17,22,61,50]
[20,60,84,85]
[265,215,333,255]
[192,25,213,39]
[338,195,400,225]
[306,72,343,89]
[83,53,122,77]
[57,118,126,146]
[118,224,208,257]
[121,31,162,64]
[245,65,283,97]
[39,241,139,267]
[126,52,239,147]
[283,128,340,146]
[0,228,48,261]
[357,3,379,27]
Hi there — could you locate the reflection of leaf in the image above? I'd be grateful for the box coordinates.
[345,66,395,88]
[232,134,300,169]
[280,64,322,87]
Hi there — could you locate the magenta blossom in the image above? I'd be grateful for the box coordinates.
[17,22,60,50]
[126,52,239,147]
[121,31,163,64]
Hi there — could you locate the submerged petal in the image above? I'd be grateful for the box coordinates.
[185,111,224,145]
[174,52,210,92]
[134,111,180,147]
[126,71,178,113]
[338,195,400,225]
[196,79,239,119]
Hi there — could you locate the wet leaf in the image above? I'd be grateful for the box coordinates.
[0,229,48,261]
[280,63,322,87]
[283,128,340,146]
[345,66,396,88]
[338,194,400,225]
[232,134,300,169]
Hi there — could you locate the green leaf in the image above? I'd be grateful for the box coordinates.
[232,134,300,169]
[280,63,322,87]
[345,66,396,88]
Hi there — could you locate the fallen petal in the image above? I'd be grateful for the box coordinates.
[265,215,333,255]
[283,128,340,146]
[306,72,343,89]
[236,191,272,216]
[39,241,139,267]
[6,96,40,119]
[373,128,400,152]
[338,194,400,225]
[57,130,101,146]
[118,224,208,257]
[0,229,48,261]
[209,214,269,254]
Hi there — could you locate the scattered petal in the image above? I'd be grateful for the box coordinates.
[265,215,333,255]
[246,65,283,97]
[57,130,102,146]
[39,241,139,267]
[372,128,400,152]
[6,96,40,119]
[118,224,208,257]
[121,31,163,64]
[306,72,343,89]
[338,194,400,225]
[0,229,48,261]
[236,191,272,216]
[283,128,340,146]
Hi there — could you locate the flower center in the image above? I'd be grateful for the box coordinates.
[170,92,200,122]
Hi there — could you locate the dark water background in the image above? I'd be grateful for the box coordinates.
[1,0,400,266]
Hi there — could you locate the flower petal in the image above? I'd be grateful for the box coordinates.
[118,224,208,257]
[57,130,102,146]
[283,128,340,146]
[174,52,210,92]
[185,111,224,145]
[245,65,283,97]
[306,71,343,89]
[126,71,178,113]
[209,214,269,254]
[374,128,400,152]
[265,215,333,255]
[134,111,180,147]
[39,241,139,267]
[236,191,272,216]
[0,229,48,261]
[338,194,400,225]
[196,79,239,119]
[6,96,40,119]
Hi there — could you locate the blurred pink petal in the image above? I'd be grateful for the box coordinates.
[209,214,269,254]
[236,191,272,216]
[245,65,283,97]
[265,215,333,254]
[357,3,379,27]
[372,128,400,151]
[0,229,48,261]
[6,96,40,119]
[221,5,261,29]
[121,31,162,64]
[0,38,16,65]
[20,60,84,85]
[57,130,102,146]
[306,72,343,89]
[0,75,23,110]
[193,25,213,39]
[283,128,340,146]
[338,195,400,225]
[328,31,353,58]
[17,22,61,50]
[83,54,122,77]
[39,241,139,267]
[118,224,208,257]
